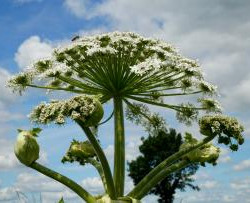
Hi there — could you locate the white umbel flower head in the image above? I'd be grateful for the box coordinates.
[8,31,221,125]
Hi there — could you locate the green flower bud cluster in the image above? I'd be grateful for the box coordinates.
[125,102,167,134]
[198,98,222,113]
[180,133,220,166]
[176,103,198,126]
[62,140,96,165]
[29,95,104,126]
[199,115,244,151]
[14,128,41,166]
[8,72,34,94]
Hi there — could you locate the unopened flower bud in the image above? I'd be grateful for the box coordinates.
[84,100,104,127]
[14,128,40,166]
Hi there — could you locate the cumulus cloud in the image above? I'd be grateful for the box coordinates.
[63,0,93,18]
[0,139,21,170]
[218,148,232,164]
[14,36,53,70]
[191,171,210,181]
[200,180,219,189]
[81,177,104,194]
[0,172,79,202]
[229,177,250,201]
[0,68,25,124]
[0,68,16,103]
[104,140,141,165]
[0,187,17,201]
[230,177,250,190]
[14,172,63,192]
[0,138,47,171]
[233,159,250,171]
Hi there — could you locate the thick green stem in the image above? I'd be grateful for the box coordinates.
[134,160,190,199]
[128,135,216,199]
[113,97,125,197]
[30,162,96,203]
[77,121,117,199]
[87,158,109,194]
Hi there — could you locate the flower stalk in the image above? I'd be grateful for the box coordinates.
[113,97,125,197]
[77,120,117,199]
[30,162,96,203]
[127,134,216,199]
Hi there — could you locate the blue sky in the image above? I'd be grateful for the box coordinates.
[0,0,250,202]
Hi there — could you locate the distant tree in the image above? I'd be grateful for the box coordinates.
[128,128,200,203]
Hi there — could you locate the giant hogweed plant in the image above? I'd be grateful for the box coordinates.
[8,32,244,202]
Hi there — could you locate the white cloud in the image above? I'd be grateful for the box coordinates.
[0,109,24,123]
[0,138,47,171]
[233,159,250,171]
[200,180,219,189]
[222,74,250,111]
[230,177,250,190]
[0,139,21,170]
[41,190,80,203]
[78,27,109,37]
[222,195,236,203]
[81,177,104,194]
[0,187,18,201]
[14,36,53,70]
[0,172,80,202]
[191,171,210,181]
[0,68,25,123]
[0,68,16,103]
[63,0,92,18]
[218,148,231,164]
[14,172,63,192]
[219,156,231,164]
[104,138,141,165]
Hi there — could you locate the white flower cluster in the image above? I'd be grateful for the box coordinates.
[199,80,217,94]
[86,46,117,56]
[130,57,162,76]
[198,98,222,113]
[29,95,97,125]
[37,62,71,78]
[8,31,217,100]
[53,31,201,76]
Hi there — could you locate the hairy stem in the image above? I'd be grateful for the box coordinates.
[30,162,96,203]
[128,135,216,199]
[113,97,125,197]
[87,158,108,194]
[77,121,116,199]
[135,160,190,199]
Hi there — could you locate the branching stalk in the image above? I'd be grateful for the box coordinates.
[30,162,96,203]
[86,158,108,194]
[135,160,190,199]
[127,134,216,199]
[77,121,117,199]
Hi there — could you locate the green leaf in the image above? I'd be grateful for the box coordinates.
[58,197,64,203]
[30,128,42,136]
[17,129,23,133]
